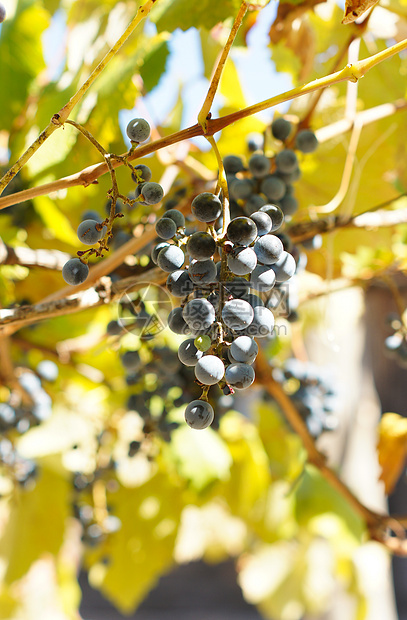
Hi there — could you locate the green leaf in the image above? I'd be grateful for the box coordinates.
[153,0,242,32]
[140,37,170,92]
[0,464,70,585]
[0,3,49,128]
[294,466,365,541]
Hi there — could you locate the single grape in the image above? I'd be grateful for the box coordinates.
[250,211,272,236]
[280,194,298,217]
[227,247,257,276]
[248,153,270,178]
[126,118,150,143]
[230,336,258,364]
[62,258,89,285]
[155,217,177,240]
[247,133,263,152]
[187,232,216,260]
[166,270,194,297]
[195,335,212,352]
[195,356,225,385]
[77,219,103,245]
[229,178,254,201]
[245,194,266,214]
[37,360,59,382]
[140,182,164,205]
[0,404,15,427]
[151,242,170,264]
[121,350,141,371]
[188,259,217,284]
[227,217,257,246]
[295,129,319,153]
[157,245,185,272]
[191,193,222,223]
[243,306,274,338]
[185,400,214,430]
[225,363,255,390]
[178,339,204,366]
[250,264,276,292]
[131,164,152,183]
[183,298,216,331]
[164,209,185,229]
[276,233,293,252]
[271,117,292,142]
[259,204,284,232]
[275,167,301,184]
[107,320,123,336]
[113,230,131,250]
[275,149,298,174]
[164,198,179,211]
[301,235,323,250]
[222,299,254,331]
[82,209,102,222]
[168,307,190,335]
[271,251,296,282]
[261,175,286,202]
[0,4,5,23]
[254,234,284,265]
[223,155,245,174]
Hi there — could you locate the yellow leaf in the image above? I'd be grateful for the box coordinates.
[84,472,185,614]
[377,412,407,494]
[0,464,70,585]
[33,195,79,247]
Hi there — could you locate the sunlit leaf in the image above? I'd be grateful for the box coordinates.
[377,412,407,494]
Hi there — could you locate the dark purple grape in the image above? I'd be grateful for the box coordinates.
[227,217,257,246]
[187,232,216,260]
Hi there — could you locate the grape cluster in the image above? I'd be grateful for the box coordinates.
[72,469,121,548]
[153,189,297,430]
[272,358,338,437]
[224,118,318,224]
[0,361,58,487]
[384,314,407,367]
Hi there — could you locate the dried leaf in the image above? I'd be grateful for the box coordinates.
[342,0,379,24]
[377,412,407,494]
[269,0,326,45]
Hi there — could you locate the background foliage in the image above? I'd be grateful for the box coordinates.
[1,0,407,618]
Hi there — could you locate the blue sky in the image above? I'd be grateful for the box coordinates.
[42,2,293,146]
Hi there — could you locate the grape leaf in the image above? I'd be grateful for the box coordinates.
[0,464,70,585]
[0,3,49,128]
[153,0,242,32]
[84,472,185,614]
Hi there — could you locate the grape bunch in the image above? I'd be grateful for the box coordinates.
[0,361,58,487]
[152,189,297,430]
[72,468,122,548]
[272,358,338,438]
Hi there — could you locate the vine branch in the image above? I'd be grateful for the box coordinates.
[198,1,249,132]
[255,349,407,555]
[0,39,406,210]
